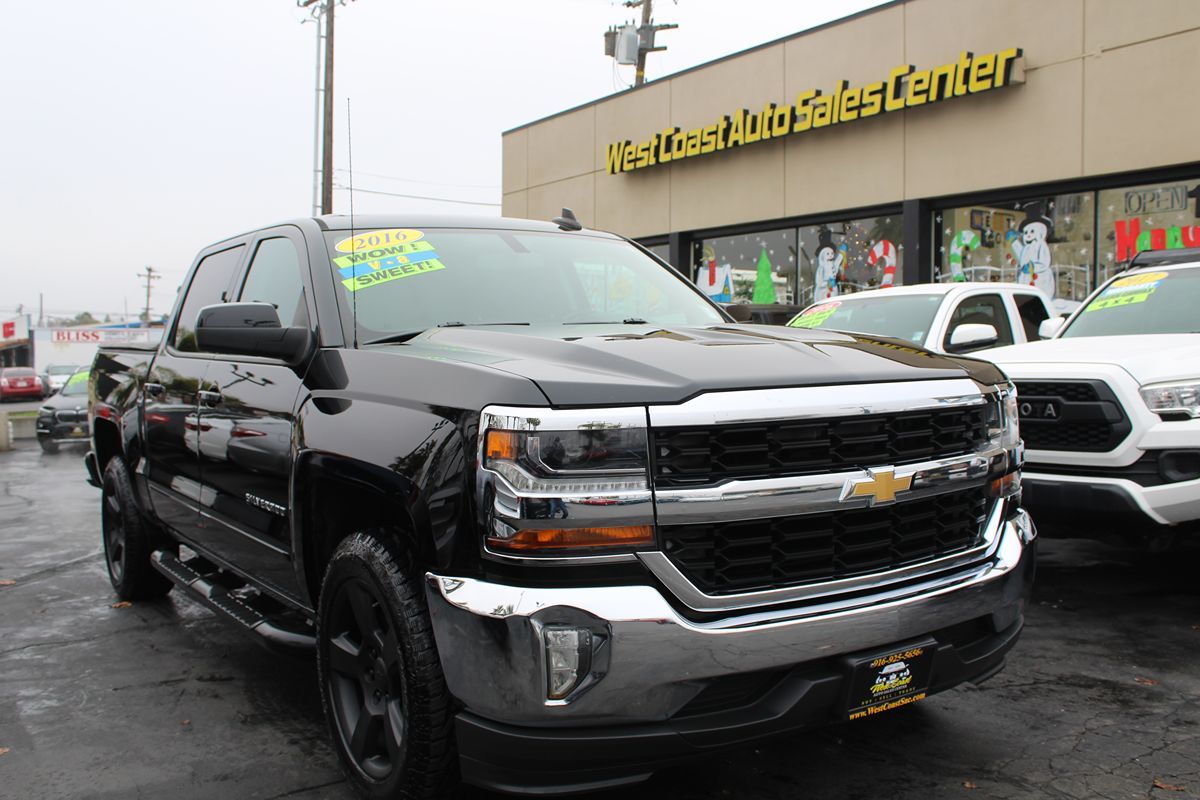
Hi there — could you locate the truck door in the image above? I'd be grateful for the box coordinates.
[144,244,246,544]
[193,229,314,599]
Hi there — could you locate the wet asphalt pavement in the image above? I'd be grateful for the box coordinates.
[1,441,1197,800]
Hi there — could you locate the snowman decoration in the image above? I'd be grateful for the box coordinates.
[813,228,844,304]
[1012,205,1056,299]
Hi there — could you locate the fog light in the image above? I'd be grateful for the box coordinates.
[1159,450,1200,484]
[544,626,592,700]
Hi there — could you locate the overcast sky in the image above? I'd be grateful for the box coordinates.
[1,0,885,323]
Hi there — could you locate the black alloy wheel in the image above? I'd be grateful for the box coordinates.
[326,576,409,781]
[317,532,455,800]
[100,457,172,601]
[102,484,126,585]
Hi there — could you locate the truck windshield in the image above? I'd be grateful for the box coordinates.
[322,228,723,341]
[1062,267,1200,338]
[60,372,89,397]
[787,294,943,345]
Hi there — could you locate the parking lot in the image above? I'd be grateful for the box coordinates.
[1,440,1197,800]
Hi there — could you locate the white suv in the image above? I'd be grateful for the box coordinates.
[985,251,1200,545]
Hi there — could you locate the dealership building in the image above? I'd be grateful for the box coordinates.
[502,0,1200,311]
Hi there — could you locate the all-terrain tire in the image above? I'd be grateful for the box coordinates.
[101,457,172,601]
[317,531,457,800]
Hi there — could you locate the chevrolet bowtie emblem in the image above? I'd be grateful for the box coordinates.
[844,469,913,505]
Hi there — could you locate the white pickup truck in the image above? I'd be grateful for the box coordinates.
[985,250,1200,546]
[787,282,1060,355]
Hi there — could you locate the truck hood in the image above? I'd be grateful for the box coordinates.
[384,324,1002,405]
[986,334,1200,385]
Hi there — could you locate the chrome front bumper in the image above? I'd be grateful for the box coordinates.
[425,504,1036,725]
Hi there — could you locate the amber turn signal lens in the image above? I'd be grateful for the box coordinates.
[488,525,654,551]
[485,430,518,462]
[988,471,1021,498]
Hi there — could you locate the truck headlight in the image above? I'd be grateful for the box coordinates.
[483,426,648,492]
[1140,380,1200,419]
[479,407,655,556]
[985,384,1021,451]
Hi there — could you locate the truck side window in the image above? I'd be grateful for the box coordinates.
[943,294,1015,349]
[239,238,310,328]
[174,245,245,352]
[1014,293,1050,341]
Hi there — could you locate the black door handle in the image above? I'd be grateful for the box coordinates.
[144,382,165,397]
[199,390,223,407]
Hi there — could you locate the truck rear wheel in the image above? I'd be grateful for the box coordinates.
[317,531,456,800]
[101,457,172,601]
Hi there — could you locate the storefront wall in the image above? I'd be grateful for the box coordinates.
[503,0,1200,305]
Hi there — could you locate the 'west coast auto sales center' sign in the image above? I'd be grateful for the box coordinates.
[605,47,1024,175]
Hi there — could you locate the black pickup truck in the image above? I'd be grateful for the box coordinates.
[87,214,1035,798]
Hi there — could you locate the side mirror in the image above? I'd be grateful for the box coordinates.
[1038,316,1066,339]
[947,323,999,353]
[723,304,753,323]
[195,303,312,364]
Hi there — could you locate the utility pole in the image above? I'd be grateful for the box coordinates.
[138,266,160,324]
[633,0,653,87]
[321,0,335,214]
[38,293,43,328]
[301,0,350,216]
[605,1,676,87]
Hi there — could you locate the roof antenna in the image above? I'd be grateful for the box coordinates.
[347,97,358,348]
[552,207,583,231]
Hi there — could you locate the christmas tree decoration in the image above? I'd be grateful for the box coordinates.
[752,246,776,303]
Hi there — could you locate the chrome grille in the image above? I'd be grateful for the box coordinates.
[659,490,990,595]
[653,407,990,487]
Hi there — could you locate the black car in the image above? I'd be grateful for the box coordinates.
[36,370,90,453]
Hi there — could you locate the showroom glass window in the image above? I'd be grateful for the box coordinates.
[935,193,1094,303]
[692,229,797,306]
[797,214,903,306]
[1097,178,1200,285]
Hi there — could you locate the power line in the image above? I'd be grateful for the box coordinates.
[333,168,498,190]
[333,185,501,207]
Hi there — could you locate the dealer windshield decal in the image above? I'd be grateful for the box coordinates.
[332,229,447,292]
[1084,271,1168,313]
[788,301,840,328]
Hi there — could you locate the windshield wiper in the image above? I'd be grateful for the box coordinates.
[362,322,531,346]
[564,318,648,325]
[436,322,530,328]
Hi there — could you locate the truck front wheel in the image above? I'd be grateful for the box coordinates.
[317,531,456,800]
[101,457,172,601]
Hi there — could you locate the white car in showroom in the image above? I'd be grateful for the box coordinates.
[787,282,1060,355]
[985,250,1200,546]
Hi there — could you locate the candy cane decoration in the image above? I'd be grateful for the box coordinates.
[1004,229,1019,279]
[868,240,897,288]
[948,230,981,281]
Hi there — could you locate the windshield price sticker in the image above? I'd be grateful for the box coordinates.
[332,230,447,292]
[1085,271,1168,313]
[334,228,424,254]
[789,301,840,328]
